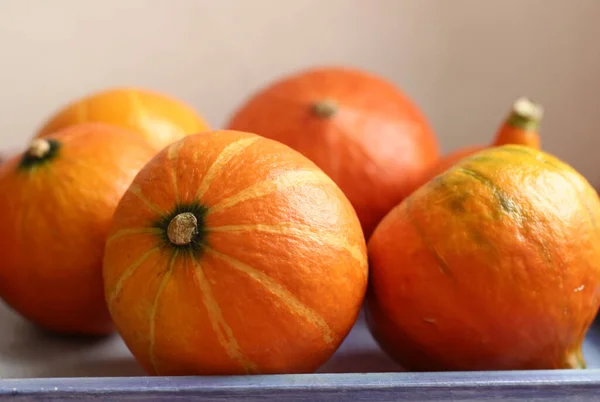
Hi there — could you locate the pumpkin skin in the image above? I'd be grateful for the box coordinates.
[226,66,440,238]
[36,87,210,151]
[103,130,368,375]
[366,144,600,371]
[0,123,156,335]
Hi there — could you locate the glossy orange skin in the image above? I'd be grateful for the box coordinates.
[226,66,440,238]
[103,130,368,375]
[36,87,210,151]
[367,144,600,371]
[0,123,156,335]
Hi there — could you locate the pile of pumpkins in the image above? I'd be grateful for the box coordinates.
[0,66,598,376]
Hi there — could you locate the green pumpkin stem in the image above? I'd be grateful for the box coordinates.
[506,97,544,131]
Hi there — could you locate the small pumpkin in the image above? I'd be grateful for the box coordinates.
[0,123,156,335]
[36,87,210,151]
[226,66,440,238]
[103,130,368,375]
[366,144,600,371]
[423,97,543,183]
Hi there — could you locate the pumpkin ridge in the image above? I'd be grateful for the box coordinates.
[454,165,555,268]
[210,222,366,266]
[196,136,260,201]
[406,197,454,277]
[107,246,160,306]
[492,144,537,157]
[498,147,599,233]
[167,141,185,205]
[468,149,599,234]
[106,227,163,246]
[192,258,258,374]
[333,121,379,171]
[128,184,165,216]
[205,247,336,345]
[148,250,178,375]
[207,169,332,216]
[60,156,119,191]
[454,166,520,216]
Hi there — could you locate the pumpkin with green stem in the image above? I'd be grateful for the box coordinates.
[0,123,156,334]
[103,130,368,375]
[226,66,440,238]
[367,144,600,371]
[422,97,544,184]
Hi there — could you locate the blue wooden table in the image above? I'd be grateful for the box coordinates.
[0,311,598,401]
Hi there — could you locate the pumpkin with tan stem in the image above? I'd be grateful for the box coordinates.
[103,130,368,375]
[0,123,156,335]
[226,66,440,238]
[366,144,600,371]
[36,87,210,151]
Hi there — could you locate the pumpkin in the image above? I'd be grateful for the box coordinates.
[422,97,543,184]
[226,66,440,238]
[366,144,600,371]
[103,130,368,375]
[36,87,210,151]
[0,123,156,335]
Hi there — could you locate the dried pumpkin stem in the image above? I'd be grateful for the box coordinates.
[167,212,198,246]
[564,348,587,369]
[27,139,52,159]
[311,99,338,118]
[507,97,544,131]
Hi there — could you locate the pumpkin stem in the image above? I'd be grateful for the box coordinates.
[564,348,586,369]
[27,139,52,159]
[506,97,544,131]
[311,99,338,118]
[167,212,198,246]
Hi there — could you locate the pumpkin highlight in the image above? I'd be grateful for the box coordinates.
[36,87,210,151]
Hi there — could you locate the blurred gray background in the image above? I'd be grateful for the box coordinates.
[1,0,598,186]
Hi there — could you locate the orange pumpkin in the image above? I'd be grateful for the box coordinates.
[0,123,156,335]
[422,97,543,184]
[103,130,368,375]
[226,66,440,238]
[36,87,210,151]
[366,144,600,371]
